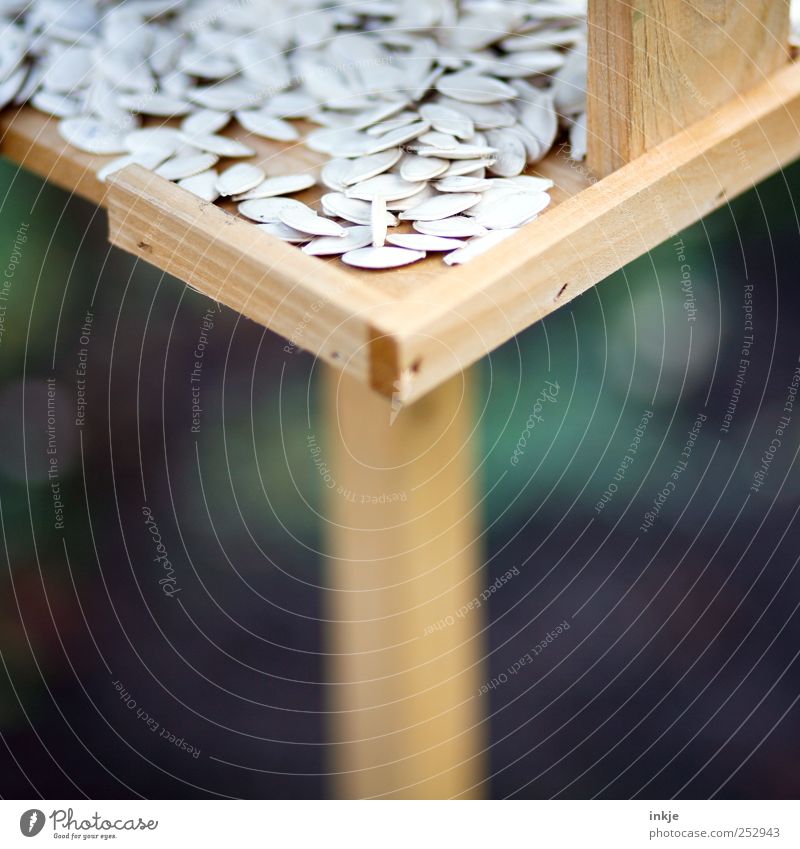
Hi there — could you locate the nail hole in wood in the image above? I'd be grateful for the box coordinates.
[555,283,568,300]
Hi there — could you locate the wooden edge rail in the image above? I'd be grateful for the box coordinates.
[105,165,392,387]
[373,59,800,403]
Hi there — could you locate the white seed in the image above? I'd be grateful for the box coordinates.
[321,193,397,227]
[0,25,27,83]
[502,49,566,76]
[399,192,482,221]
[413,130,460,150]
[516,96,559,157]
[363,120,431,155]
[263,91,319,119]
[413,217,489,238]
[188,79,265,111]
[305,127,372,157]
[124,127,183,157]
[341,148,403,186]
[179,133,255,158]
[303,226,374,256]
[436,71,517,104]
[181,110,231,136]
[387,233,466,252]
[570,112,588,161]
[371,196,388,248]
[341,246,426,270]
[238,197,307,223]
[434,175,494,193]
[492,175,555,193]
[444,158,496,177]
[344,100,410,131]
[117,92,192,117]
[485,129,527,177]
[234,174,317,200]
[346,173,426,203]
[42,48,94,93]
[216,163,266,197]
[472,191,552,229]
[97,148,173,182]
[256,222,312,243]
[31,90,84,118]
[386,185,437,211]
[418,102,474,140]
[416,143,497,161]
[366,112,420,136]
[235,110,300,142]
[177,170,220,202]
[399,154,449,182]
[58,118,128,154]
[279,205,348,238]
[467,184,541,216]
[320,158,354,192]
[155,153,220,181]
[435,96,517,129]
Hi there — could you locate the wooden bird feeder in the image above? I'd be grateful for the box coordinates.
[2,0,796,798]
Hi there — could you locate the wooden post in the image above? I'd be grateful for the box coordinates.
[324,367,488,799]
[587,0,791,177]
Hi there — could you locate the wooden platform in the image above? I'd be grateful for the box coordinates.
[2,54,799,403]
[3,0,799,801]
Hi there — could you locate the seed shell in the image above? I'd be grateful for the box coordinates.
[341,246,427,270]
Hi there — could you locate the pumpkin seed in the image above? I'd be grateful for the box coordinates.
[155,153,219,181]
[303,226,374,256]
[233,174,316,201]
[413,217,489,238]
[399,192,483,221]
[177,169,220,202]
[279,205,348,238]
[387,234,466,252]
[342,246,426,269]
[216,163,265,197]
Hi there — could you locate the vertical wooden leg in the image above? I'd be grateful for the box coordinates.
[324,367,488,799]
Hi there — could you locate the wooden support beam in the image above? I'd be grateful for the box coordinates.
[324,368,488,799]
[588,0,791,177]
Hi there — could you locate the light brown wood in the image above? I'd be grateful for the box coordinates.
[587,0,791,177]
[3,57,800,403]
[324,367,487,799]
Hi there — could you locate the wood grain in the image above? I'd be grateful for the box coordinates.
[324,367,487,799]
[587,0,791,177]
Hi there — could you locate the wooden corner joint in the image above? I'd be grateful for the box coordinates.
[367,325,424,405]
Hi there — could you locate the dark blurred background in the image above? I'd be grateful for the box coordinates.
[0,154,798,800]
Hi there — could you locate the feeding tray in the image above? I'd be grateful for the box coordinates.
[1,4,798,404]
[2,0,799,801]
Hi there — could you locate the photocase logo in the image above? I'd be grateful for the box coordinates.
[19,809,46,837]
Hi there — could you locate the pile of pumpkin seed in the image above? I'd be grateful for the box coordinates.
[0,0,588,270]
